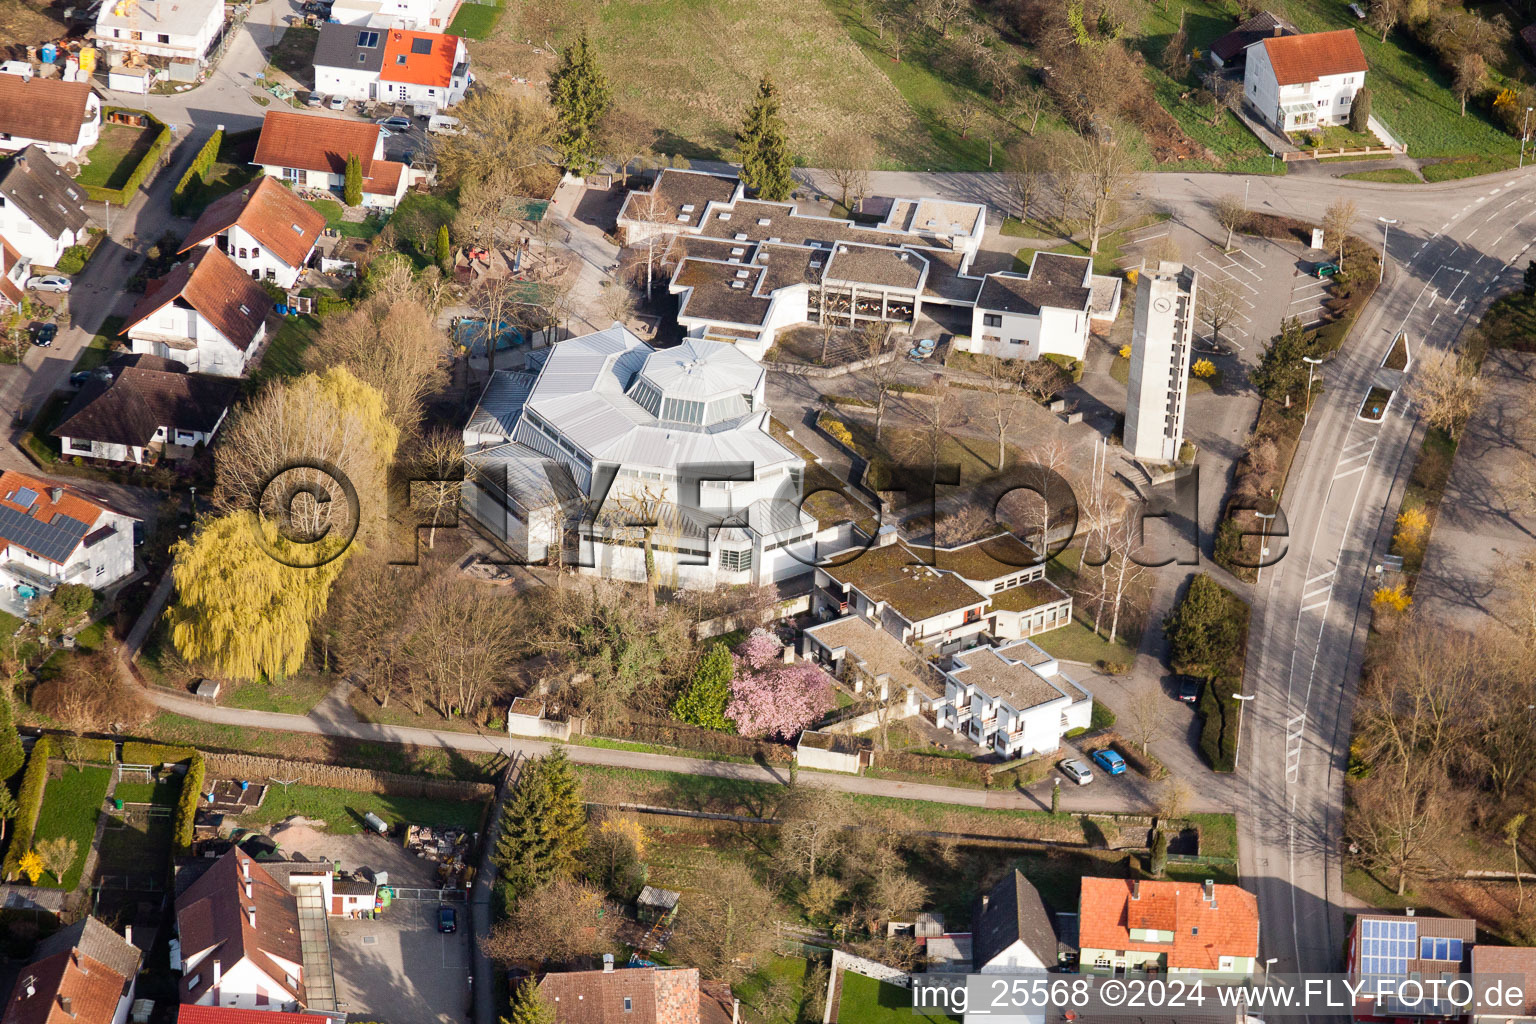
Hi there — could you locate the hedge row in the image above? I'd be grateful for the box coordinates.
[1198,682,1242,774]
[170,127,224,214]
[81,109,171,206]
[121,741,196,766]
[2,737,52,881]
[870,748,994,786]
[172,753,205,854]
[57,737,115,765]
[601,716,793,763]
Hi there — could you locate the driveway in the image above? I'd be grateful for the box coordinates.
[330,899,470,1024]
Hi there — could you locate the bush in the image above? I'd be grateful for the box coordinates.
[1150,828,1169,877]
[120,741,195,766]
[1197,680,1241,773]
[2,737,52,881]
[54,246,90,275]
[56,737,115,764]
[171,128,224,214]
[1043,353,1084,383]
[820,414,855,449]
[172,753,205,854]
[1348,86,1372,132]
[0,693,23,781]
[51,583,94,620]
[871,749,994,786]
[602,716,793,762]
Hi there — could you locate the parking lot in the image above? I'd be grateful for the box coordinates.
[1193,236,1333,352]
[330,899,470,1024]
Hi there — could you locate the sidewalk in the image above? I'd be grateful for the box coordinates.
[145,686,1230,814]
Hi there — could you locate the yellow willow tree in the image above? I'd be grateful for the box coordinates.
[168,512,352,681]
[173,367,400,680]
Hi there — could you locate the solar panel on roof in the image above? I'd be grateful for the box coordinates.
[411,36,433,53]
[0,504,89,564]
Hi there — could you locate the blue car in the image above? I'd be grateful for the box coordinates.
[1091,748,1128,776]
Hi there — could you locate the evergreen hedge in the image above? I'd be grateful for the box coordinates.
[2,737,52,881]
[121,741,196,766]
[81,109,171,206]
[172,753,205,854]
[171,128,225,214]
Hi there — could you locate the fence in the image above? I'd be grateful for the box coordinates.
[203,753,494,802]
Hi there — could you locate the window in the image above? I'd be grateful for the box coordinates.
[983,313,1002,327]
[95,563,104,577]
[720,548,753,572]
[623,999,633,1013]
[157,32,169,42]
[358,29,379,46]
[251,247,260,258]
[396,54,408,64]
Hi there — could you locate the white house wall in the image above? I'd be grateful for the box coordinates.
[0,202,77,267]
[224,223,307,286]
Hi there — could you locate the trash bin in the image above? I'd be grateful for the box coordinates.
[112,798,123,810]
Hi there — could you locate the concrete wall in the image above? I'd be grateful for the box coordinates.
[507,714,572,741]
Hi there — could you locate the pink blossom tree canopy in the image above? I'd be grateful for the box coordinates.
[726,628,835,740]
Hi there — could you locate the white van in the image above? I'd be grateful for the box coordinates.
[427,114,462,135]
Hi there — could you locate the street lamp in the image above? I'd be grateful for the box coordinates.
[1302,355,1324,424]
[1378,217,1398,283]
[1522,107,1534,169]
[1231,693,1256,770]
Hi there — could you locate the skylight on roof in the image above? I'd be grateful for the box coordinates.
[729,247,744,256]
[396,54,407,64]
[239,305,250,315]
[9,487,36,509]
[734,233,747,241]
[735,270,749,279]
[730,281,745,289]
[757,218,771,226]
[292,223,303,232]
[358,29,379,46]
[718,213,731,221]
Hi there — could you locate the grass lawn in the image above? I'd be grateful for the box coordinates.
[179,128,263,216]
[95,804,174,885]
[1421,153,1520,181]
[267,27,319,82]
[75,124,158,191]
[1031,618,1139,668]
[735,957,818,1023]
[74,315,124,373]
[113,778,180,807]
[222,676,333,715]
[33,765,113,890]
[447,0,502,38]
[837,972,958,1024]
[248,312,322,388]
[1342,168,1422,183]
[1015,231,1124,276]
[0,611,22,637]
[391,192,459,267]
[242,783,488,834]
[306,198,384,240]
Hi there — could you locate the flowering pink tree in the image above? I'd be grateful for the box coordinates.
[726,628,835,740]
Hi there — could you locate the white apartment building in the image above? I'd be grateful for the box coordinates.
[962,252,1121,362]
[1243,28,1368,133]
[327,0,459,31]
[462,325,834,587]
[1125,261,1198,463]
[934,638,1093,759]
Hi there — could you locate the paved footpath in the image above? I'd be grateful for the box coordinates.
[145,686,1229,814]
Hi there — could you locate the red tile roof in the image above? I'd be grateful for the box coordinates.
[1259,29,1368,86]
[1,948,129,1024]
[1079,879,1259,971]
[252,110,379,177]
[541,968,717,1024]
[362,159,406,197]
[1473,946,1536,1015]
[0,74,94,147]
[180,177,325,270]
[123,247,272,351]
[175,850,306,1007]
[379,29,460,87]
[0,469,108,533]
[177,1009,317,1024]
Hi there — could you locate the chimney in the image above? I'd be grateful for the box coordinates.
[49,487,61,503]
[732,1000,740,1024]
[242,858,250,882]
[24,978,34,999]
[603,954,615,973]
[213,960,222,989]
[59,995,72,1016]
[123,925,132,945]
[248,907,257,927]
[245,880,253,900]
[1131,880,1140,900]
[1203,879,1215,903]
[1273,23,1282,35]
[1406,908,1416,917]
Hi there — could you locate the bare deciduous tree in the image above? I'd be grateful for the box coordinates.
[779,787,849,879]
[1321,198,1358,268]
[435,89,557,191]
[821,134,876,212]
[480,877,619,964]
[1065,130,1139,256]
[398,578,520,717]
[1013,82,1048,135]
[1214,193,1247,251]
[1369,0,1404,42]
[1406,352,1483,441]
[668,859,778,984]
[1004,136,1051,225]
[976,356,1025,470]
[1198,276,1244,350]
[600,107,655,187]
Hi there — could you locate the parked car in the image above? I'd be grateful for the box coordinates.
[1090,748,1128,776]
[328,94,345,110]
[306,91,323,107]
[1313,261,1340,279]
[31,323,56,347]
[427,114,461,135]
[438,906,457,933]
[1175,676,1204,704]
[376,116,413,131]
[1058,758,1094,786]
[26,275,71,293]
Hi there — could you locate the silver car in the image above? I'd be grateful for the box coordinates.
[1059,758,1094,785]
[26,275,71,293]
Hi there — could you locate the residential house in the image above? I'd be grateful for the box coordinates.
[0,469,137,596]
[0,74,102,162]
[0,916,142,1024]
[93,0,227,79]
[174,851,315,1012]
[0,237,26,312]
[1471,945,1536,1024]
[538,962,734,1024]
[1078,878,1260,978]
[326,0,460,32]
[1346,913,1475,1023]
[461,325,824,587]
[121,247,272,377]
[620,168,1120,361]
[935,639,1092,758]
[801,613,941,717]
[0,146,89,268]
[1207,11,1298,67]
[178,1009,321,1024]
[961,252,1122,362]
[1243,28,1368,133]
[974,869,1061,972]
[252,111,408,210]
[812,535,1072,655]
[179,176,326,287]
[54,356,240,465]
[314,26,470,112]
